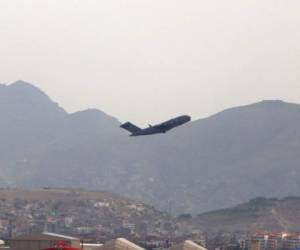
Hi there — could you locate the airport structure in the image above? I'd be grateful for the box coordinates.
[0,232,207,250]
[98,238,144,250]
[168,240,208,250]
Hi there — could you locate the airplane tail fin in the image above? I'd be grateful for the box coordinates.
[120,122,141,134]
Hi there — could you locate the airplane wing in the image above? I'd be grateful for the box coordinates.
[155,123,172,132]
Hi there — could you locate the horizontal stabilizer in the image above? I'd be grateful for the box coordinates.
[120,122,141,134]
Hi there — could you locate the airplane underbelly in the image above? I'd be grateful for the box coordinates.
[137,127,162,135]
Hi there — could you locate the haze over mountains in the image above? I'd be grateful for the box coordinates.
[1,80,300,214]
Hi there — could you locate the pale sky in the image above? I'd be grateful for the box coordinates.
[1,0,300,125]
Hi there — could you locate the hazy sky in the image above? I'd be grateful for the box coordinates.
[1,1,300,125]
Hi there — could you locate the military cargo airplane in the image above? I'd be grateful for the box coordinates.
[120,115,191,136]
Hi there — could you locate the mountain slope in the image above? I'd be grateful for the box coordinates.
[0,81,121,187]
[194,197,300,233]
[1,81,300,214]
[158,100,300,212]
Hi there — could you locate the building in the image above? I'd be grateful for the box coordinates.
[42,241,80,250]
[281,234,300,250]
[246,232,300,250]
[10,232,81,250]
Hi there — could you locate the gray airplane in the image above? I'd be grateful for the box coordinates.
[120,115,191,136]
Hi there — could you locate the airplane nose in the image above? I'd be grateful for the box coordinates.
[184,115,191,121]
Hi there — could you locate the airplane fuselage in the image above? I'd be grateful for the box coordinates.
[130,115,191,136]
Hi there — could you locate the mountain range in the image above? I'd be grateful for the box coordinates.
[1,80,300,214]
